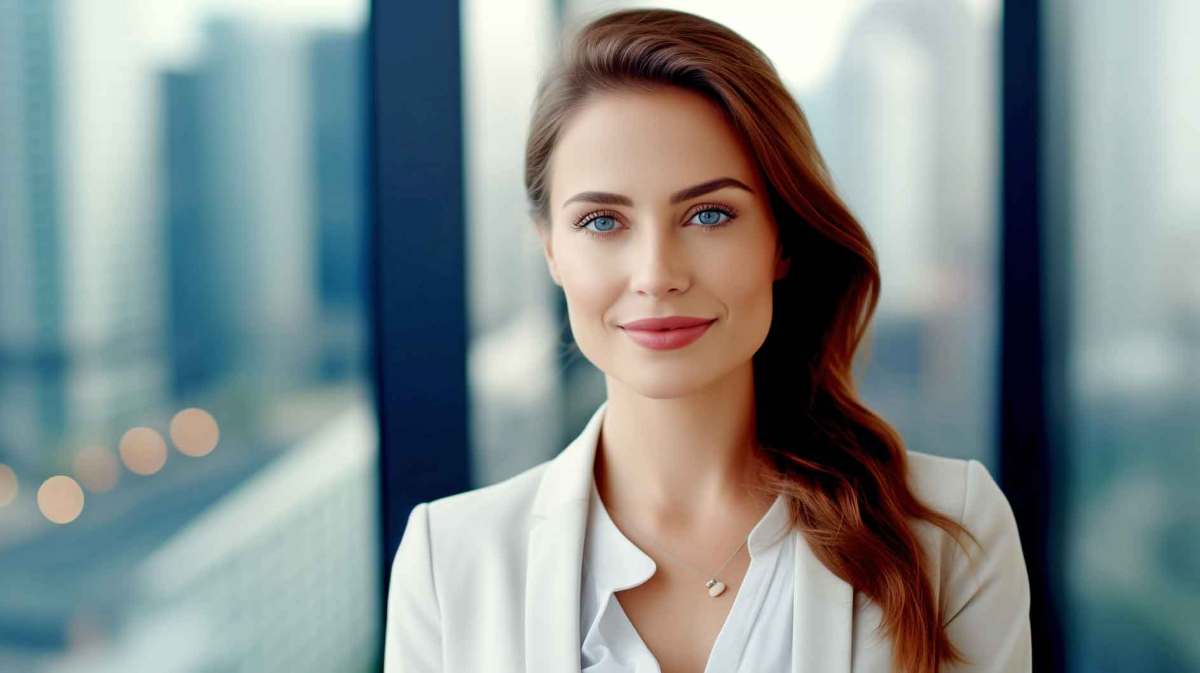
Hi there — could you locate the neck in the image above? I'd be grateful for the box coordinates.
[594,362,772,528]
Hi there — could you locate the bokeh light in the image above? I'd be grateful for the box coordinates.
[0,464,18,507]
[119,427,168,476]
[169,407,220,457]
[37,476,85,524]
[73,445,120,493]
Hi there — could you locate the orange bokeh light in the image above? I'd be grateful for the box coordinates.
[0,464,17,507]
[119,427,168,476]
[169,408,220,457]
[38,475,85,524]
[73,445,120,493]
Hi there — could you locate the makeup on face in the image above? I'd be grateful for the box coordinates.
[618,316,718,351]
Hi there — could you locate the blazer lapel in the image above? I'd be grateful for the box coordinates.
[523,400,607,673]
[791,528,855,672]
[522,399,856,673]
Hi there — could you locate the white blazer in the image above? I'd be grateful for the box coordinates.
[384,400,1032,672]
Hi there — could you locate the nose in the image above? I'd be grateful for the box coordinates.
[629,224,690,298]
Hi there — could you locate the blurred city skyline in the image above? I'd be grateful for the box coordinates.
[0,1,374,670]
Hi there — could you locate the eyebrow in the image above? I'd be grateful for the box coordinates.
[561,177,754,209]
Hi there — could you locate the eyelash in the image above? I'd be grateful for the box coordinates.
[570,202,739,240]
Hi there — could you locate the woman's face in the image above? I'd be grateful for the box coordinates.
[539,85,790,398]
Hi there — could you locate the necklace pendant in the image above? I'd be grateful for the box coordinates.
[705,578,727,597]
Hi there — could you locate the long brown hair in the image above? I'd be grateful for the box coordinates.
[524,8,980,672]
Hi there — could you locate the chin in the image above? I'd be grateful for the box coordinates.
[611,357,731,400]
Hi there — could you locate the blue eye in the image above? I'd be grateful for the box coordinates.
[692,208,731,227]
[588,216,619,232]
[572,211,625,238]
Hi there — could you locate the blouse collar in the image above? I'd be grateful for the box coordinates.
[585,475,793,594]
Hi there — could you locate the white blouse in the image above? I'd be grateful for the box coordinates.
[580,476,797,672]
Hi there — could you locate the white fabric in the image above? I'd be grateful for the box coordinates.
[383,399,1033,673]
[580,477,795,672]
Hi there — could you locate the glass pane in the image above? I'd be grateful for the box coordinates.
[0,2,376,671]
[1046,1,1200,671]
[558,0,1003,468]
[462,0,566,487]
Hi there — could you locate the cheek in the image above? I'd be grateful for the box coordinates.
[562,281,613,324]
[555,245,620,329]
[707,238,777,301]
[722,265,774,323]
[701,242,777,344]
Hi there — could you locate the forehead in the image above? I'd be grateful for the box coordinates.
[549,86,762,208]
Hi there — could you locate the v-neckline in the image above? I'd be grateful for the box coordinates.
[609,560,752,673]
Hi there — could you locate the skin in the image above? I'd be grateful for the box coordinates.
[536,85,792,671]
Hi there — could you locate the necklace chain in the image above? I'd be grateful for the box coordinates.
[607,507,751,597]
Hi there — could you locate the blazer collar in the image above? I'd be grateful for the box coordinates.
[523,399,854,673]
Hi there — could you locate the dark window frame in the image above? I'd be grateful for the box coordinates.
[367,1,472,665]
[1000,0,1067,670]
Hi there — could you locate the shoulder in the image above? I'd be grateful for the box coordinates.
[903,449,973,519]
[388,457,554,634]
[903,450,1030,628]
[394,458,552,582]
[424,458,551,535]
[903,449,1021,550]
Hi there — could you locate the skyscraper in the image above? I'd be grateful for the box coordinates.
[0,0,167,471]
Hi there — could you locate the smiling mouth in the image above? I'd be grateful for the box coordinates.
[619,316,717,331]
[619,318,716,350]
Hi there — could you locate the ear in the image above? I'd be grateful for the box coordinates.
[537,223,563,287]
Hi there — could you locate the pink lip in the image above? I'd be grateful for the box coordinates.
[619,316,717,351]
[621,316,715,330]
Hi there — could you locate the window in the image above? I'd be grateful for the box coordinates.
[0,2,377,671]
[1046,1,1200,670]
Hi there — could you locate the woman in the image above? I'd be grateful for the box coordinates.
[384,8,1031,673]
